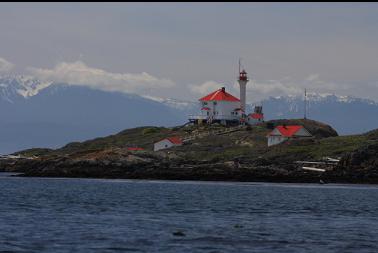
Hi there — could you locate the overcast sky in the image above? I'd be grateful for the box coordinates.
[1,3,378,102]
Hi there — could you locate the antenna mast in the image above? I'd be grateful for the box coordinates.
[238,58,241,74]
[304,88,307,120]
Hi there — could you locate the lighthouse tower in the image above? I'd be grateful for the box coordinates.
[238,69,249,113]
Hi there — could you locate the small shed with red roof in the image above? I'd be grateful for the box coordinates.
[248,112,264,124]
[267,125,312,147]
[154,136,183,151]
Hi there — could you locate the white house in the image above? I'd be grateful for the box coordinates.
[154,136,183,151]
[188,87,242,125]
[267,125,312,147]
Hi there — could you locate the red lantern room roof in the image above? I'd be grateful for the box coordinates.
[199,87,240,102]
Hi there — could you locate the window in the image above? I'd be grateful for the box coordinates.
[203,102,208,105]
[213,101,217,105]
[207,111,209,116]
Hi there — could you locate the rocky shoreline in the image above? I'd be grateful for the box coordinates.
[1,146,378,184]
[2,121,377,184]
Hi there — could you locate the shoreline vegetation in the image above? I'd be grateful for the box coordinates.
[1,119,378,184]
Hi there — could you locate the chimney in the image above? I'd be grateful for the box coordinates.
[221,87,225,92]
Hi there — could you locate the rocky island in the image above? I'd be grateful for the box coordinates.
[1,118,377,184]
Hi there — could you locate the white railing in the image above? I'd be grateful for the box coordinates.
[188,114,240,121]
[188,115,207,120]
[182,125,244,142]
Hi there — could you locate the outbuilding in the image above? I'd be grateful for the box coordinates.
[154,136,183,151]
[248,112,264,124]
[267,125,312,147]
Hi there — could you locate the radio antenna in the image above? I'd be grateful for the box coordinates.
[304,88,307,120]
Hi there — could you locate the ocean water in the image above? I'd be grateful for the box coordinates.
[0,173,378,253]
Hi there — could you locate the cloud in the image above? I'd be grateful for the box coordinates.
[189,81,225,96]
[0,57,15,73]
[227,74,356,102]
[305,74,319,82]
[27,61,175,95]
[248,79,303,99]
[190,78,305,102]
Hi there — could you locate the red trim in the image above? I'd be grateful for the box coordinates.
[249,113,264,119]
[199,88,240,102]
[156,137,183,145]
[166,136,183,145]
[127,147,144,151]
[201,107,210,110]
[269,125,303,137]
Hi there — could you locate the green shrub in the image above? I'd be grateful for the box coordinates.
[142,127,159,135]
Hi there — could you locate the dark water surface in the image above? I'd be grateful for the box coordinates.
[0,173,378,253]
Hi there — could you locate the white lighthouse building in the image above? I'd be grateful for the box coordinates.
[188,64,264,126]
[188,87,242,125]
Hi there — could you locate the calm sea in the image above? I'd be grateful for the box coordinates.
[0,172,377,253]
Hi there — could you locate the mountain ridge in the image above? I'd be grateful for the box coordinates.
[1,75,378,153]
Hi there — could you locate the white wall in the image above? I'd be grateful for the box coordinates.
[202,100,240,118]
[217,101,240,117]
[154,139,174,151]
[294,127,312,137]
[268,136,288,147]
[248,117,263,125]
[267,127,312,146]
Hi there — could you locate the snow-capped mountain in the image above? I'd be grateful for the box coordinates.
[139,93,378,135]
[141,95,198,111]
[268,93,378,110]
[0,74,378,153]
[140,93,378,135]
[0,75,52,102]
[260,93,378,117]
[257,94,378,135]
[0,75,186,154]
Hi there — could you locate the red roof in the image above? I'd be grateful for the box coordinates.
[199,88,240,102]
[249,113,264,119]
[166,136,183,145]
[273,125,303,137]
[127,147,144,151]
